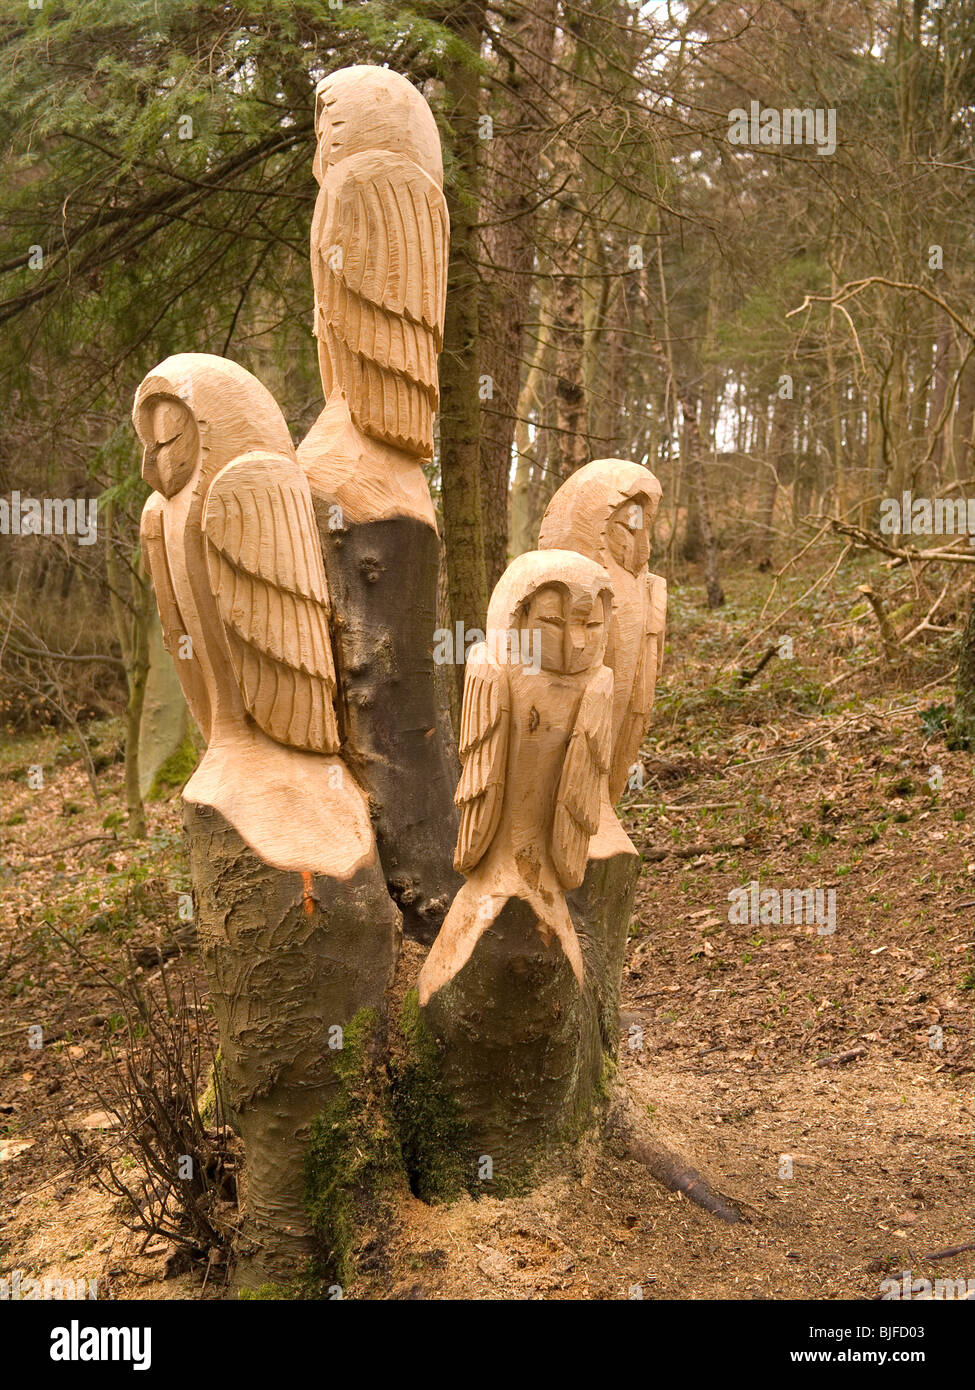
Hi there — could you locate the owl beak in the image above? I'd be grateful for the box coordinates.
[565,627,587,671]
[141,446,161,493]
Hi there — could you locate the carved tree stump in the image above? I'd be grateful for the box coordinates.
[185,803,400,1287]
[417,839,640,1190]
[315,508,462,942]
[419,899,598,1188]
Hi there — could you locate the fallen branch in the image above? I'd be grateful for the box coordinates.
[15,834,118,862]
[858,585,900,662]
[737,643,779,687]
[815,1045,867,1067]
[821,516,975,566]
[923,1242,975,1261]
[642,835,753,862]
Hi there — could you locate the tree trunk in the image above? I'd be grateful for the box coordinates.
[641,286,724,607]
[185,802,400,1289]
[477,0,557,587]
[552,188,589,478]
[138,607,194,801]
[509,301,553,556]
[418,840,639,1189]
[551,43,589,480]
[104,497,150,836]
[953,582,975,749]
[754,397,787,567]
[438,0,489,661]
[954,346,975,481]
[313,508,463,943]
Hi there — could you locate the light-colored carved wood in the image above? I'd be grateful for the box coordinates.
[418,548,617,1005]
[538,458,667,802]
[203,450,339,753]
[313,64,444,188]
[133,351,376,879]
[300,65,448,527]
[297,66,462,940]
[297,395,437,528]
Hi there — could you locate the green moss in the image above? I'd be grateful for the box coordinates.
[146,728,199,801]
[303,1009,403,1288]
[391,990,467,1203]
[595,1049,616,1104]
[238,1262,331,1300]
[198,1050,236,1131]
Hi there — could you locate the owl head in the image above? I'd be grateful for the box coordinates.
[312,65,443,187]
[133,353,293,498]
[538,459,663,577]
[486,550,613,676]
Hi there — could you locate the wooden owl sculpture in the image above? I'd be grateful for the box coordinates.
[133,352,375,878]
[295,65,461,941]
[539,459,667,803]
[418,551,617,1005]
[298,64,448,526]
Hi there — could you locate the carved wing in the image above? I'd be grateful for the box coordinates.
[312,150,448,458]
[202,451,340,754]
[553,664,614,889]
[140,492,211,739]
[453,645,510,874]
[610,572,667,801]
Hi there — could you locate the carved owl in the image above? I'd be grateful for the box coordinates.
[308,66,448,461]
[418,550,616,1004]
[538,459,667,802]
[133,353,375,878]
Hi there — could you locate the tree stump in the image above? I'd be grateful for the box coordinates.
[185,802,400,1287]
[418,898,600,1189]
[569,823,641,1057]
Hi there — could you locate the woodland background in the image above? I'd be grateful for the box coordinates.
[1,0,974,813]
[0,0,973,1303]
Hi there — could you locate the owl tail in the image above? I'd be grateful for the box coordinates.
[417,878,584,1007]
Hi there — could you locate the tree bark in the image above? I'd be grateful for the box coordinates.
[478,0,557,587]
[418,841,639,1187]
[185,802,400,1288]
[314,509,463,942]
[552,174,589,478]
[641,289,725,607]
[438,0,489,661]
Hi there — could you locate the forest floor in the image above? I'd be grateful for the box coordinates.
[1,550,972,1300]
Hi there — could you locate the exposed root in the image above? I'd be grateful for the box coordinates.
[606,1096,744,1225]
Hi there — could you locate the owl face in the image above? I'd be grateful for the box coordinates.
[606,493,652,574]
[522,582,608,675]
[136,396,199,499]
[312,67,443,186]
